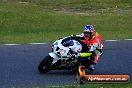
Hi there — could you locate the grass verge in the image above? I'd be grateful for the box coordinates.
[0,1,132,44]
[48,83,132,88]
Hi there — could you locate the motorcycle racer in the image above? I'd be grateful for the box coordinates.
[61,25,103,72]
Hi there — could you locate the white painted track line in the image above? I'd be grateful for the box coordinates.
[1,39,132,45]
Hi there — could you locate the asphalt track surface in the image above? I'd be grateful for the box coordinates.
[0,40,132,87]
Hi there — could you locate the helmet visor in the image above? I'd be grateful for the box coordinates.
[84,32,91,37]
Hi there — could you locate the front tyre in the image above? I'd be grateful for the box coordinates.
[38,55,53,73]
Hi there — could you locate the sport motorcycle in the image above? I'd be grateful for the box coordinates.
[38,37,92,80]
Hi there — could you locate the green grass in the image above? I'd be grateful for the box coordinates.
[0,0,132,44]
[7,83,132,88]
[9,83,132,88]
[48,83,132,88]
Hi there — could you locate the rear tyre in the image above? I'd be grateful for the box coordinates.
[38,55,53,73]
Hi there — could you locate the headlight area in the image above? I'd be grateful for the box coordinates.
[59,49,65,56]
[55,49,66,57]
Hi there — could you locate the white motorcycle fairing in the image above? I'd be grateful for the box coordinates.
[49,38,82,64]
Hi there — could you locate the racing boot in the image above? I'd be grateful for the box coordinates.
[88,64,95,72]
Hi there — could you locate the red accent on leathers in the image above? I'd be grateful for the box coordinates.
[80,32,102,64]
[93,53,99,64]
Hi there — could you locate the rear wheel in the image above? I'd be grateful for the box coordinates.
[38,55,53,73]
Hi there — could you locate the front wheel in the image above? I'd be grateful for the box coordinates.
[38,55,53,73]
